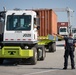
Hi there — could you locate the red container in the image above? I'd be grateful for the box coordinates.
[34,9,57,36]
[57,22,68,27]
[57,22,68,33]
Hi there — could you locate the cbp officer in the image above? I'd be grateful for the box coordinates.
[54,33,76,70]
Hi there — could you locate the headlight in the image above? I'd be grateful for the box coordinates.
[24,46,29,49]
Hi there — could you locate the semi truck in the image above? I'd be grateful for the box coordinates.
[57,22,68,40]
[0,9,57,65]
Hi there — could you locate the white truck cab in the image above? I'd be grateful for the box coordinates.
[0,9,40,65]
[3,10,39,44]
[59,27,68,36]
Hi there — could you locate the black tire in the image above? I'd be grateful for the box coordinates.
[40,46,46,60]
[51,42,56,52]
[30,47,37,65]
[0,58,4,65]
[49,42,56,52]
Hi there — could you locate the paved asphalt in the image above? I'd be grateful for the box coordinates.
[0,40,76,75]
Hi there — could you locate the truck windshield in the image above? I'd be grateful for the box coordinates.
[72,29,76,33]
[6,15,31,31]
[60,28,66,32]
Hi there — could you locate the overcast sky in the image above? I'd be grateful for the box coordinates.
[0,0,76,27]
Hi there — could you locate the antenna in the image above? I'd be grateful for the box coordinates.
[3,7,6,11]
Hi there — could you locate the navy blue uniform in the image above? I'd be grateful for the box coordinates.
[64,37,75,69]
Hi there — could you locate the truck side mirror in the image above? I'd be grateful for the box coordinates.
[36,17,40,26]
[37,26,40,30]
[0,18,4,22]
[36,17,40,30]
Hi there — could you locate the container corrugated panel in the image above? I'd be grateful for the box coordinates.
[34,9,57,36]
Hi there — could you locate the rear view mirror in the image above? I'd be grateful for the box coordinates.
[37,26,40,30]
[36,17,40,30]
[0,11,5,22]
[0,18,4,22]
[36,17,40,26]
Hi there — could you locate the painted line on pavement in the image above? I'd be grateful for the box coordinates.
[22,69,59,75]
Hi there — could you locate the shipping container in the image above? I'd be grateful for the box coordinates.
[34,9,57,36]
[57,22,68,27]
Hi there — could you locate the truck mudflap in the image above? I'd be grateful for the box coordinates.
[0,46,33,58]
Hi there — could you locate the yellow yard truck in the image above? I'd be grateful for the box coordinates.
[0,9,58,65]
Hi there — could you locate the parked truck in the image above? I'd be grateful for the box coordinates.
[57,22,68,40]
[0,9,57,65]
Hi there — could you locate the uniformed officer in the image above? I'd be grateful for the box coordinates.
[54,33,76,70]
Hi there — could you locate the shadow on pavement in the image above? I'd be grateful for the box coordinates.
[33,67,63,70]
[33,67,75,70]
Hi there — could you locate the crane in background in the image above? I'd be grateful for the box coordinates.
[53,7,74,35]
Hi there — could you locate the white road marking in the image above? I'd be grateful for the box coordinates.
[23,69,58,75]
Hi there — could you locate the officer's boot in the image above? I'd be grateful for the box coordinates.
[71,65,75,69]
[63,66,67,70]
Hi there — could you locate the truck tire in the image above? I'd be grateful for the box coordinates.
[0,58,4,64]
[40,46,46,60]
[51,42,56,52]
[49,42,56,52]
[30,47,37,65]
